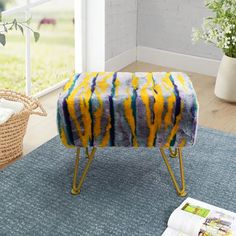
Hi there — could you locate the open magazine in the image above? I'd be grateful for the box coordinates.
[162,198,236,236]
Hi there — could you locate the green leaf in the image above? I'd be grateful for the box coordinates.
[0,33,6,46]
[3,24,8,32]
[13,19,17,30]
[18,24,24,35]
[26,17,32,24]
[0,12,2,22]
[9,23,14,31]
[33,31,40,42]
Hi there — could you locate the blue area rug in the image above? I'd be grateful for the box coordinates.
[0,127,236,236]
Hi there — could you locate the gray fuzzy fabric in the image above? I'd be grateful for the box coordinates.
[0,127,236,236]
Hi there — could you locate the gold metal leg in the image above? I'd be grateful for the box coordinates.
[160,148,187,197]
[71,147,97,195]
[169,147,178,158]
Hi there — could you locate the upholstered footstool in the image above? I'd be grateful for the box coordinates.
[57,72,199,197]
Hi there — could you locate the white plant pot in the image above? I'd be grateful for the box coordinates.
[215,55,236,102]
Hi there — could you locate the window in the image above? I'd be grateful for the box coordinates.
[1,0,76,96]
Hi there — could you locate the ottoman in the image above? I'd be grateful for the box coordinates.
[57,72,199,196]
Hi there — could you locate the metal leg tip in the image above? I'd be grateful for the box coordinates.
[170,154,178,159]
[178,191,187,197]
[71,188,80,195]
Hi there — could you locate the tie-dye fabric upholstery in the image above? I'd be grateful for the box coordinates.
[57,72,198,148]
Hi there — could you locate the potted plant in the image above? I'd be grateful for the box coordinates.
[193,0,236,102]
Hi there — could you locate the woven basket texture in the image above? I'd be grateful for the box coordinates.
[0,90,47,166]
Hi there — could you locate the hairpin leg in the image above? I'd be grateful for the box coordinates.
[169,147,178,158]
[71,147,97,195]
[160,148,187,197]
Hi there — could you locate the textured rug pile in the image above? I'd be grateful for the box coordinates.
[0,127,236,236]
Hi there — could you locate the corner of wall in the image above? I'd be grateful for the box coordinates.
[105,48,137,71]
[137,46,220,76]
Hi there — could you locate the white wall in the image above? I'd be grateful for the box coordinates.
[82,0,221,75]
[105,0,137,60]
[137,0,222,60]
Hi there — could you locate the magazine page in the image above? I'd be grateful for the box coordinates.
[167,201,205,236]
[162,227,189,236]
[167,198,236,236]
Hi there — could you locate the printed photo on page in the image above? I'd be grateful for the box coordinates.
[162,198,236,236]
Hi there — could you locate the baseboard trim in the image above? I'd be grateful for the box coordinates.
[105,48,137,71]
[137,46,220,77]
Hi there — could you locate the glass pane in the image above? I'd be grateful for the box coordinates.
[1,10,25,21]
[1,0,26,11]
[30,0,74,95]
[0,11,25,93]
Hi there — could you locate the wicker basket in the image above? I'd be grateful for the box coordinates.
[0,90,47,166]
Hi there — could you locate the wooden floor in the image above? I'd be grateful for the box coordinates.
[3,61,236,167]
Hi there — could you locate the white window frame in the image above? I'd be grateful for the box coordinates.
[2,0,83,97]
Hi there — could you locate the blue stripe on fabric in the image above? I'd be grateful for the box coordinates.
[131,78,137,146]
[169,74,181,147]
[109,72,117,146]
[152,74,158,146]
[61,73,81,145]
[89,73,99,146]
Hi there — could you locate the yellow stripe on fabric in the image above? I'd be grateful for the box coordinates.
[132,76,139,90]
[67,72,97,146]
[61,127,74,148]
[148,74,165,146]
[63,76,74,91]
[93,73,114,145]
[114,77,121,97]
[162,73,176,129]
[154,83,164,132]
[177,74,187,92]
[139,73,159,146]
[165,102,184,147]
[124,79,138,147]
